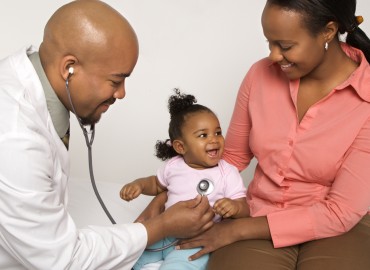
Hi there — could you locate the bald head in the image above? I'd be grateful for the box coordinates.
[39,0,139,123]
[41,0,138,66]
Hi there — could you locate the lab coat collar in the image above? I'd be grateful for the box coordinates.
[28,51,70,139]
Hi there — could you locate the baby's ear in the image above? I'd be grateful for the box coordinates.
[172,139,186,155]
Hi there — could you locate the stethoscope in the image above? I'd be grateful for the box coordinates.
[66,67,116,225]
[66,69,215,251]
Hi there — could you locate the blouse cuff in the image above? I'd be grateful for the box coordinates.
[267,207,316,248]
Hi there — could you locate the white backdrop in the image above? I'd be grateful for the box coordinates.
[1,0,369,226]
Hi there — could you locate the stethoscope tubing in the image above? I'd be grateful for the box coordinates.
[66,76,116,224]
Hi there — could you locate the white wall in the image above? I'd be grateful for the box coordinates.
[1,0,369,195]
[69,0,266,187]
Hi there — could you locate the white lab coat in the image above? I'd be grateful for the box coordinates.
[0,46,147,270]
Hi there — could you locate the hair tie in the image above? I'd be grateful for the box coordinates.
[165,139,172,147]
[356,15,364,25]
[349,15,364,33]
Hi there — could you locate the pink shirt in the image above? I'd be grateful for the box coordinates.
[157,156,246,221]
[223,43,370,248]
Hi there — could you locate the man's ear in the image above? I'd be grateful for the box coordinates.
[172,139,186,155]
[60,55,78,81]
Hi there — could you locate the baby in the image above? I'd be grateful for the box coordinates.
[120,89,248,270]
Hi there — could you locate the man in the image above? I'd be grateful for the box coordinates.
[0,1,214,269]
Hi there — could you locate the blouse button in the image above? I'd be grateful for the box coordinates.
[276,202,284,208]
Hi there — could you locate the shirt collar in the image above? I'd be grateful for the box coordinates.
[338,42,370,102]
[28,52,70,138]
[270,42,370,102]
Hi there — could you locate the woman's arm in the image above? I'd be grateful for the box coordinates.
[135,192,168,223]
[177,216,271,260]
[223,70,255,171]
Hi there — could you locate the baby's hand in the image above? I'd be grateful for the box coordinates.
[120,183,142,201]
[213,198,239,218]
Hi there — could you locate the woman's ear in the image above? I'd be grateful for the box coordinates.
[172,139,186,155]
[60,55,78,80]
[323,21,338,43]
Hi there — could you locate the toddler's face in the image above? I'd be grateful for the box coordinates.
[180,111,224,169]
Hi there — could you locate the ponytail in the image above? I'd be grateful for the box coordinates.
[346,16,370,62]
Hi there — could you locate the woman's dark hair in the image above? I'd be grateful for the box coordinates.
[266,0,370,62]
[155,88,213,161]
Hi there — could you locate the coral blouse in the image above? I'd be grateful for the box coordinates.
[223,43,370,248]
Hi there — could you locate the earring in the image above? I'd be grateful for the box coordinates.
[325,42,329,51]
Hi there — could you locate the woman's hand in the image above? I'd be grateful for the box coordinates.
[135,192,167,223]
[177,216,271,261]
[176,219,237,260]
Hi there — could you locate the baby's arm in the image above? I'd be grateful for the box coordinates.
[120,175,166,201]
[213,197,250,219]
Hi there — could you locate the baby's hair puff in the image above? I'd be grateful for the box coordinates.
[155,88,214,161]
[168,88,197,117]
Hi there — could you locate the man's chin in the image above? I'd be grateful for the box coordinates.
[80,114,102,126]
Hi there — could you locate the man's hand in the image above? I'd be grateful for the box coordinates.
[142,195,214,246]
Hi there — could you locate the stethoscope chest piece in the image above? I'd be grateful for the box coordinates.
[197,178,214,196]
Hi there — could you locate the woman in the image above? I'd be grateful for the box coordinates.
[139,0,370,269]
